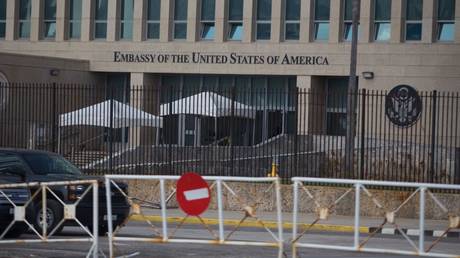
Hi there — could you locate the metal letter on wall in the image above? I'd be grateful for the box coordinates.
[385,85,422,127]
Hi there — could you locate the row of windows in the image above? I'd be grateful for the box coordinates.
[0,0,457,42]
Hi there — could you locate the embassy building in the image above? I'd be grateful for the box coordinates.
[0,0,459,148]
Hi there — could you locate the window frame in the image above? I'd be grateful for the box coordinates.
[373,0,391,42]
[0,0,6,39]
[43,0,57,39]
[436,0,455,42]
[146,0,161,40]
[313,0,330,41]
[119,0,134,40]
[227,0,243,41]
[284,0,300,41]
[200,0,215,41]
[68,0,82,39]
[173,0,188,40]
[18,0,31,39]
[255,0,272,41]
[404,0,423,42]
[94,0,108,40]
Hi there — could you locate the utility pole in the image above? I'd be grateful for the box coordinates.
[345,0,360,176]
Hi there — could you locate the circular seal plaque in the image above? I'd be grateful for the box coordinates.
[385,85,422,127]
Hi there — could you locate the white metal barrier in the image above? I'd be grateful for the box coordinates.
[0,180,99,258]
[291,177,460,258]
[105,175,283,258]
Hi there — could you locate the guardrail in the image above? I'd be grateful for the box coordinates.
[0,180,99,258]
[291,177,460,258]
[105,175,283,258]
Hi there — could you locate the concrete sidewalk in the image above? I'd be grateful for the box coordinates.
[129,208,460,238]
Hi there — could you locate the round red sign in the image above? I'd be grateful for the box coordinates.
[176,172,211,216]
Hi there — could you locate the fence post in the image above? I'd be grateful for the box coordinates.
[455,147,460,184]
[430,91,437,183]
[168,86,173,174]
[359,89,366,179]
[52,82,57,152]
[109,86,114,173]
[294,87,299,178]
[230,81,235,176]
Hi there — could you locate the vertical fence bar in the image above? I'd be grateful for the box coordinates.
[360,89,366,179]
[92,182,99,258]
[275,178,283,258]
[354,183,361,250]
[419,187,426,254]
[292,180,299,258]
[41,186,47,238]
[216,180,224,243]
[52,82,57,152]
[160,179,168,241]
[230,83,235,176]
[430,91,437,182]
[105,178,114,258]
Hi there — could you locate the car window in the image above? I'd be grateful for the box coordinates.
[21,153,81,175]
[0,154,29,177]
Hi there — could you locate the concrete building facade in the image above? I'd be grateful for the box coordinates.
[0,0,459,147]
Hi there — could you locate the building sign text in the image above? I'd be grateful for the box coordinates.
[113,51,329,66]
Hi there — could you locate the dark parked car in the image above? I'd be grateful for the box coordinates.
[0,148,130,235]
[0,179,32,238]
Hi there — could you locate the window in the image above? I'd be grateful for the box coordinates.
[326,78,348,136]
[43,0,56,38]
[256,0,271,40]
[173,0,187,39]
[69,0,82,39]
[437,0,455,41]
[94,0,108,39]
[314,0,330,41]
[0,72,8,108]
[120,0,133,39]
[0,0,5,38]
[200,0,215,40]
[19,0,31,38]
[285,0,300,40]
[228,0,243,40]
[146,0,160,39]
[343,0,360,41]
[405,0,423,41]
[374,0,391,41]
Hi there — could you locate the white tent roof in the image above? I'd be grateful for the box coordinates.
[59,100,163,128]
[160,91,256,119]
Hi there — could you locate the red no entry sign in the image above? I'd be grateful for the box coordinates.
[176,172,211,216]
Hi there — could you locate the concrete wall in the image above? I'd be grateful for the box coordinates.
[128,180,460,220]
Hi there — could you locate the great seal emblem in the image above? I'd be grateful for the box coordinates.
[385,85,422,127]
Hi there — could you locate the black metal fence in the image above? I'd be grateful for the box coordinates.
[0,82,459,184]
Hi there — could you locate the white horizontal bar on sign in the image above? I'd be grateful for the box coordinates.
[184,188,209,201]
[292,177,460,190]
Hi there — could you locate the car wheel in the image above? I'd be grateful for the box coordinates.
[33,199,64,235]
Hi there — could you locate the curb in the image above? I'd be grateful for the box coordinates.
[130,215,369,233]
[369,227,460,238]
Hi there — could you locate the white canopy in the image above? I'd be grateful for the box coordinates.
[160,91,256,119]
[59,100,163,128]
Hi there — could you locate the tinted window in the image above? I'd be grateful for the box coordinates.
[0,155,28,176]
[22,154,81,175]
[229,0,243,20]
[315,0,330,20]
[375,0,391,20]
[406,0,422,20]
[438,0,455,20]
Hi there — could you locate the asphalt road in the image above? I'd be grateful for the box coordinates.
[0,222,458,258]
